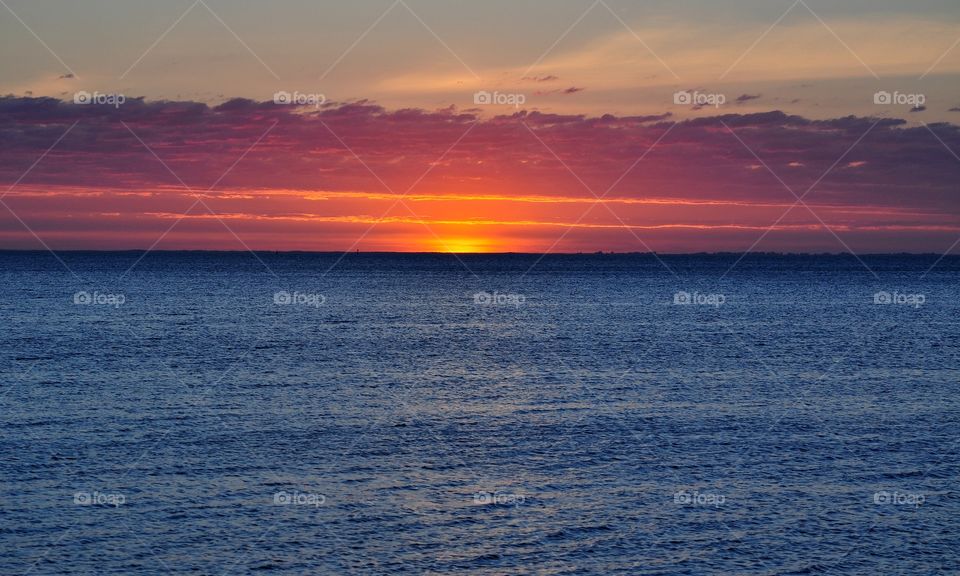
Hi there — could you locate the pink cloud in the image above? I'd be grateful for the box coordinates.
[1,96,958,251]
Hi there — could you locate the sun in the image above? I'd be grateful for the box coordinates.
[431,236,497,253]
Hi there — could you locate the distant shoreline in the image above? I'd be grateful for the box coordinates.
[0,250,956,257]
[0,249,960,260]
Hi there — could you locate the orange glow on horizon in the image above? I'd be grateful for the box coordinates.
[2,181,959,253]
[429,235,499,254]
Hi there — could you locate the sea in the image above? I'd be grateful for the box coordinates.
[1,252,958,575]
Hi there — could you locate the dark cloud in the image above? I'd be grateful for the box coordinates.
[910,106,927,113]
[0,96,957,216]
[533,86,585,96]
[736,94,762,104]
[522,75,558,83]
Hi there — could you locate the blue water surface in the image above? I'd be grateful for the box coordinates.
[1,252,958,575]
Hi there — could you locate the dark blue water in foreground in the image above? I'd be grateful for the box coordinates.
[1,252,958,575]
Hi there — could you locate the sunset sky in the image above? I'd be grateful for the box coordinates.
[2,0,960,252]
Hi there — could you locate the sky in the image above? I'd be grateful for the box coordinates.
[1,0,959,253]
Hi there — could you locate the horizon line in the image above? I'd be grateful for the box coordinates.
[0,249,957,257]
